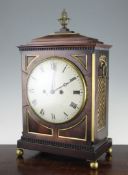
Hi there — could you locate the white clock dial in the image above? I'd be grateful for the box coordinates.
[27,57,86,124]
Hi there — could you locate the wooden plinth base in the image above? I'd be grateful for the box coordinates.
[17,137,112,162]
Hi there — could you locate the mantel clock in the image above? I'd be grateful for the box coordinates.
[17,10,112,169]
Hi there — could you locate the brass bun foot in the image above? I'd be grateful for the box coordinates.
[107,147,112,154]
[105,153,112,161]
[105,146,112,161]
[90,161,98,169]
[16,148,24,158]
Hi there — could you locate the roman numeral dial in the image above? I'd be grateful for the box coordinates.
[73,90,80,94]
[62,64,68,73]
[70,101,78,109]
[27,57,87,124]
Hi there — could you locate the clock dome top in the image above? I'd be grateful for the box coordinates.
[18,9,111,50]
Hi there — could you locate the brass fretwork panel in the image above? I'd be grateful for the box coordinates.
[97,77,106,130]
[97,55,107,131]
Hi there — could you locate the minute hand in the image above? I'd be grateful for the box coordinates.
[53,77,77,92]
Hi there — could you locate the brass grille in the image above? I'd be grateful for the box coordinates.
[97,77,106,130]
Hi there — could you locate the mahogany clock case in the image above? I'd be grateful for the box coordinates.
[17,42,112,161]
[17,9,112,160]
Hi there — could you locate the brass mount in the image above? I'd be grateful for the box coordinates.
[57,9,74,33]
[58,9,70,29]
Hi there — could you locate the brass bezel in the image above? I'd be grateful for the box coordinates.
[26,56,87,125]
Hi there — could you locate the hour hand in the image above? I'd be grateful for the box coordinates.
[50,63,56,91]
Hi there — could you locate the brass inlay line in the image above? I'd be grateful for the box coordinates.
[22,70,28,74]
[91,53,96,142]
[27,110,53,136]
[26,55,39,70]
[58,115,87,141]
[28,131,53,137]
[86,54,88,70]
[71,54,88,70]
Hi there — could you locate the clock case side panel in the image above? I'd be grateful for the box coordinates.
[94,49,109,142]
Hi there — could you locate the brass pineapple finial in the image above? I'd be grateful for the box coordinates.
[58,9,70,31]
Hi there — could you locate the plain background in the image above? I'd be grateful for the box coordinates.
[0,0,128,144]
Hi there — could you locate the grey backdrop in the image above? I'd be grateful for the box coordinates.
[0,0,128,144]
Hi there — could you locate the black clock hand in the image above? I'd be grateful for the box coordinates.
[52,76,77,93]
[53,82,68,92]
[51,70,56,90]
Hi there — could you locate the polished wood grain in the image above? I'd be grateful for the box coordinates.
[0,145,128,175]
[18,33,112,49]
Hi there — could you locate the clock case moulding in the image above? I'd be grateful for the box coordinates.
[17,11,112,167]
